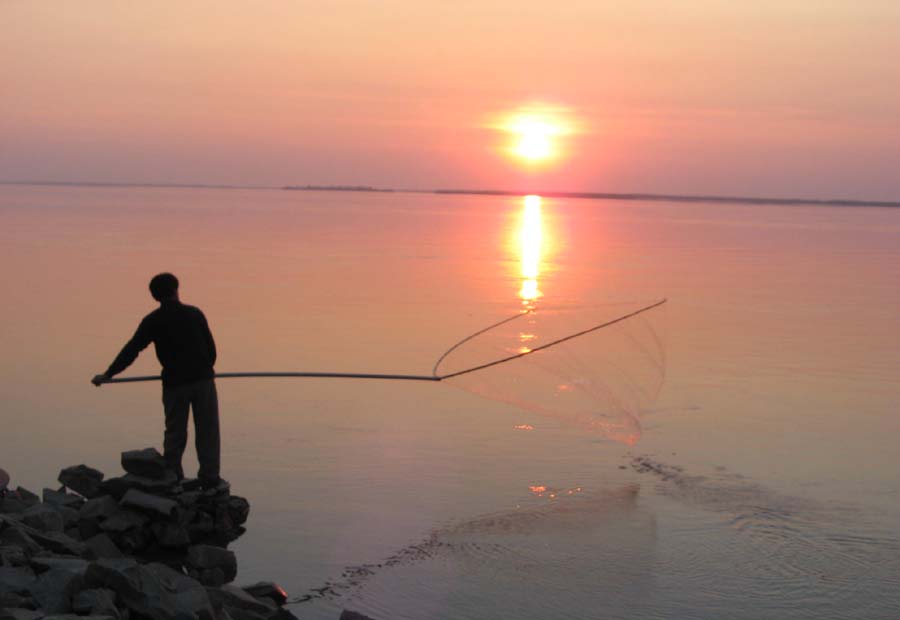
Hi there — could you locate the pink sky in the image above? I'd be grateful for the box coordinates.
[3,2,899,199]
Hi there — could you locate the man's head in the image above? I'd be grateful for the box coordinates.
[149,272,179,302]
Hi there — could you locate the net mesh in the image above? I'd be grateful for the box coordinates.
[433,300,666,445]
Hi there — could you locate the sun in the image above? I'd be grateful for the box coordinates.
[511,117,555,161]
[495,104,577,165]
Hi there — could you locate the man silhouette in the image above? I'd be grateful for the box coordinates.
[92,273,225,491]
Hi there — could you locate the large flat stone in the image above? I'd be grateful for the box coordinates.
[120,490,177,519]
[57,467,104,500]
[120,449,167,480]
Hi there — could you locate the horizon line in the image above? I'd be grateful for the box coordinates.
[2,179,898,209]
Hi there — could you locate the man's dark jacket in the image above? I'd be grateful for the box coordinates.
[106,300,216,388]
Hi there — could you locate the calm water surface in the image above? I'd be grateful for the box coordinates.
[1,185,898,619]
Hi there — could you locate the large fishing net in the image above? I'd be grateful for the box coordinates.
[433,300,667,445]
[104,300,666,445]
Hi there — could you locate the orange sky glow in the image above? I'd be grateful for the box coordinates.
[2,2,900,199]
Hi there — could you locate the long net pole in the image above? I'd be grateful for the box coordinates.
[99,299,665,385]
[103,372,440,384]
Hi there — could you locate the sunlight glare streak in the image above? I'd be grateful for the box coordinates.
[519,195,543,302]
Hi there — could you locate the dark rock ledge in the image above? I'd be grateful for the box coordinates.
[0,449,385,620]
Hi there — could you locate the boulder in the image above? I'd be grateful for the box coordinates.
[181,479,204,492]
[16,489,41,507]
[72,588,119,619]
[176,492,201,508]
[218,607,267,620]
[23,530,87,558]
[0,591,34,609]
[119,491,177,519]
[239,583,287,607]
[0,525,43,555]
[0,610,43,620]
[28,567,84,613]
[29,558,88,576]
[166,581,216,620]
[185,513,214,541]
[20,506,64,534]
[206,586,274,616]
[79,497,119,523]
[339,612,377,620]
[185,546,236,584]
[117,563,214,620]
[46,506,80,531]
[78,520,101,541]
[0,545,28,567]
[63,529,81,543]
[57,467,104,500]
[83,535,123,561]
[192,568,225,588]
[76,519,103,540]
[225,499,249,527]
[0,497,29,515]
[0,566,37,596]
[100,473,178,501]
[149,523,190,549]
[99,511,147,534]
[83,559,138,593]
[40,491,82,511]
[43,616,117,620]
[0,490,40,515]
[212,509,237,542]
[120,450,167,480]
[111,529,149,555]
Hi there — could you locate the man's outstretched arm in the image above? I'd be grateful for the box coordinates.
[92,319,152,386]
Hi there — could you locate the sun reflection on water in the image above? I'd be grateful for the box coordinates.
[518,194,543,305]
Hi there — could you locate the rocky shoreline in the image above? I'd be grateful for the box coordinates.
[0,450,372,620]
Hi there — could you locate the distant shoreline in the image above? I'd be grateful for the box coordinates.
[2,180,898,208]
[282,184,394,193]
[431,188,900,209]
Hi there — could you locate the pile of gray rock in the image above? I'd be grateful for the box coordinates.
[0,448,298,620]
